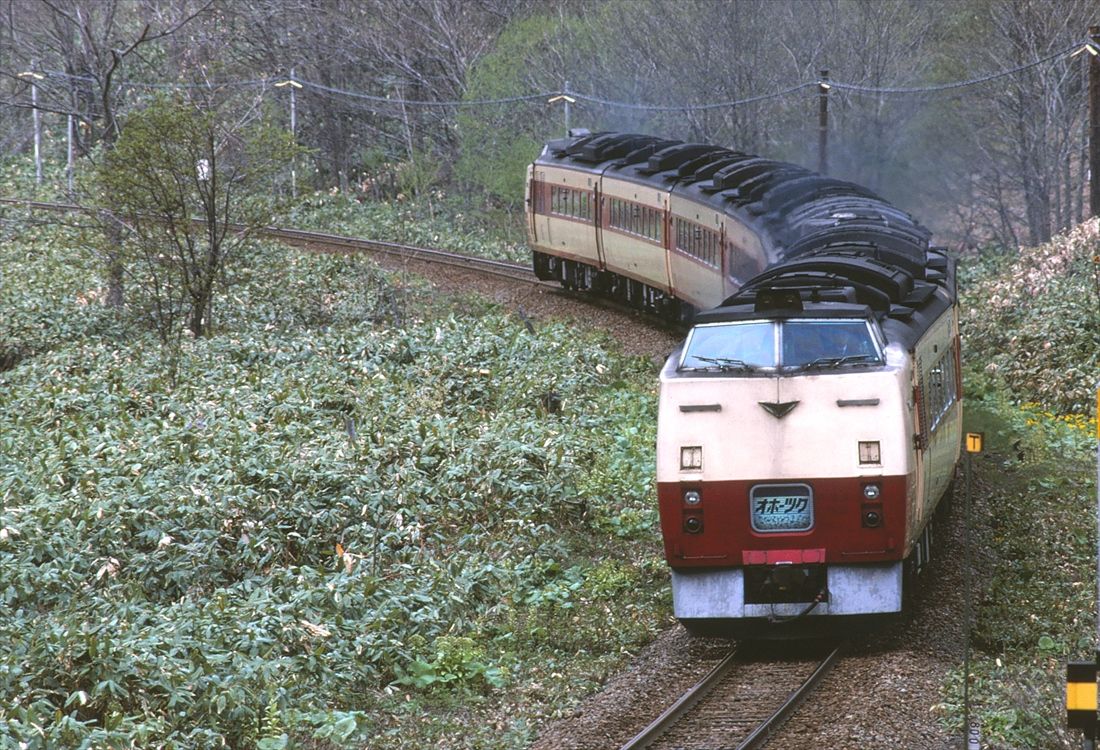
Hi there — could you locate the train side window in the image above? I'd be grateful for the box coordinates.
[928,346,958,431]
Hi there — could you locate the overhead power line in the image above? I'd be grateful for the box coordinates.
[828,42,1084,96]
[11,38,1096,113]
[570,82,819,112]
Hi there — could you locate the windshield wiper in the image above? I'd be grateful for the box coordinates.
[685,356,758,372]
[793,354,880,371]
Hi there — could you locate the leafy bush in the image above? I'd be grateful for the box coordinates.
[934,393,1094,748]
[286,191,528,263]
[0,224,665,747]
[938,222,1100,747]
[0,215,124,371]
[960,219,1100,415]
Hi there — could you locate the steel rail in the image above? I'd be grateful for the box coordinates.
[734,643,843,750]
[255,225,534,282]
[619,642,842,750]
[618,647,741,750]
[0,197,536,283]
[0,197,76,212]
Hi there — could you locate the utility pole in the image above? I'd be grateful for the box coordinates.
[66,114,74,194]
[275,69,303,198]
[564,80,571,134]
[1089,27,1100,218]
[19,70,44,186]
[548,83,576,137]
[818,70,830,175]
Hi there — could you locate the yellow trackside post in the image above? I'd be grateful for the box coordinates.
[1067,383,1100,747]
[1068,661,1099,740]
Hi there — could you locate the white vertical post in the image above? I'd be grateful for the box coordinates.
[19,70,44,186]
[289,67,297,198]
[289,68,297,137]
[31,78,41,185]
[276,70,302,198]
[66,113,74,194]
[563,80,571,134]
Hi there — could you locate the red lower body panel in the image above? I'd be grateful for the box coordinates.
[658,476,908,567]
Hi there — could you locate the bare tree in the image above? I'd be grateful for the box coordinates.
[95,92,298,349]
[936,0,1094,248]
[1,0,212,305]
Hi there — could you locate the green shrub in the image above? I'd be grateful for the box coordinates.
[0,223,664,747]
[960,220,1100,415]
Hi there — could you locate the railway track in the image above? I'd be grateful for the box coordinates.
[620,642,842,750]
[0,197,536,284]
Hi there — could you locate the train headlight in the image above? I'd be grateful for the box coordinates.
[862,483,881,500]
[683,490,702,505]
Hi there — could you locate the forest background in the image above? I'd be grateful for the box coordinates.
[0,0,1097,253]
[2,1,1100,747]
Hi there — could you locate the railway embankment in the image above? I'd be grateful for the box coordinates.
[933,218,1099,748]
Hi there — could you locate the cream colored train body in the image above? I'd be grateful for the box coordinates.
[527,132,961,634]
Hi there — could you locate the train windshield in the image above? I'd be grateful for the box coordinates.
[679,319,883,373]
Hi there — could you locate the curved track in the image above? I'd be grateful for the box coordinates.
[0,197,535,283]
[620,642,842,750]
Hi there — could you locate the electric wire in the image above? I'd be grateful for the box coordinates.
[828,41,1084,96]
[9,37,1094,113]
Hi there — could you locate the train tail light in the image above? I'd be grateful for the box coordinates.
[682,489,703,533]
[861,503,883,528]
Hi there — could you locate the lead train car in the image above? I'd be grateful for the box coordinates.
[527,131,962,635]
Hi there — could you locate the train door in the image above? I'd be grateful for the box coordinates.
[525,166,538,244]
[594,181,605,270]
[720,224,736,300]
[912,360,929,541]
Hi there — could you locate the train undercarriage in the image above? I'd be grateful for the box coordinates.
[532,250,695,323]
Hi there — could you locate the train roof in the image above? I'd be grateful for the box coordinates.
[693,249,955,350]
[536,131,953,350]
[537,131,932,274]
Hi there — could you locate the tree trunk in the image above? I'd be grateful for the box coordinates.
[102,212,125,308]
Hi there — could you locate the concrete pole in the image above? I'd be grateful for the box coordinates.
[66,114,74,194]
[818,70,829,176]
[29,75,42,185]
[1089,27,1100,217]
[289,67,298,198]
[564,80,571,135]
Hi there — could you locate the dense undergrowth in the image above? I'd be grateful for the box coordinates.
[286,191,529,264]
[939,221,1099,748]
[960,219,1099,415]
[0,217,666,747]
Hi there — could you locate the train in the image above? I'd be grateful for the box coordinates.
[526,131,962,635]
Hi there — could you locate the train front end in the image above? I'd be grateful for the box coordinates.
[656,300,915,635]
